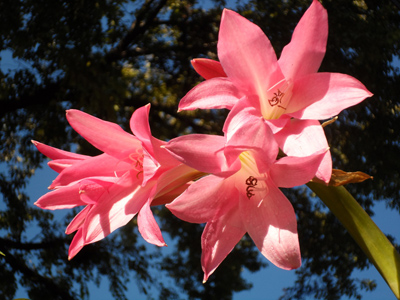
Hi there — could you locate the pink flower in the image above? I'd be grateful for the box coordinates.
[164,111,327,281]
[34,104,199,259]
[179,0,373,182]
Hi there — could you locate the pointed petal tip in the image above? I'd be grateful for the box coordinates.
[202,274,208,284]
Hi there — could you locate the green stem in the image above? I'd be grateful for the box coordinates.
[307,182,400,299]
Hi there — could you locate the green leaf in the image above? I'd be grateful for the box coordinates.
[307,182,400,299]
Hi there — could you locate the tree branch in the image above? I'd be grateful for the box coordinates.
[0,237,66,251]
[106,0,168,62]
[1,249,75,300]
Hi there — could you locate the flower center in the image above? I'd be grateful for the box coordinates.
[236,151,268,201]
[260,78,293,120]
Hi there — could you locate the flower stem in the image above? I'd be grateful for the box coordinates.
[307,182,400,299]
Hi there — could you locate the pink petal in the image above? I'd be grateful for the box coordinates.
[66,109,141,159]
[48,159,81,173]
[66,206,91,234]
[269,149,328,188]
[278,0,328,79]
[82,172,153,244]
[286,73,373,119]
[264,115,291,134]
[141,151,160,186]
[240,179,301,270]
[165,134,238,175]
[201,206,246,282]
[130,104,155,157]
[130,105,177,183]
[218,9,284,96]
[178,77,242,112]
[32,140,89,160]
[68,228,85,260]
[224,105,279,170]
[137,197,167,247]
[50,153,130,188]
[222,97,260,135]
[78,178,117,205]
[166,175,238,224]
[274,119,332,183]
[35,183,86,210]
[191,58,227,79]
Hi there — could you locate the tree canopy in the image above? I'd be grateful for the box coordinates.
[1,0,399,299]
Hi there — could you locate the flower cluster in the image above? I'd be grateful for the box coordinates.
[34,0,371,281]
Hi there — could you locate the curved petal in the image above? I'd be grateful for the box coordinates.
[222,97,260,136]
[48,159,83,173]
[137,196,167,247]
[274,119,332,182]
[68,228,85,260]
[82,172,152,244]
[264,115,291,134]
[78,178,117,205]
[66,206,91,234]
[178,77,241,112]
[35,183,86,210]
[240,179,301,270]
[270,149,327,188]
[129,104,174,172]
[66,109,141,159]
[32,140,89,160]
[201,206,246,282]
[278,0,328,79]
[286,73,373,119]
[191,58,227,79]
[165,134,237,175]
[224,104,279,170]
[50,153,130,189]
[166,175,238,224]
[130,104,154,156]
[218,9,284,95]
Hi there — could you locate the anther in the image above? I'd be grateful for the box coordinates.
[245,176,258,199]
[268,89,286,109]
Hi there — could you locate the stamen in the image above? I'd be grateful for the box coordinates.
[246,176,258,199]
[245,175,268,199]
[261,78,293,120]
[268,89,286,110]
